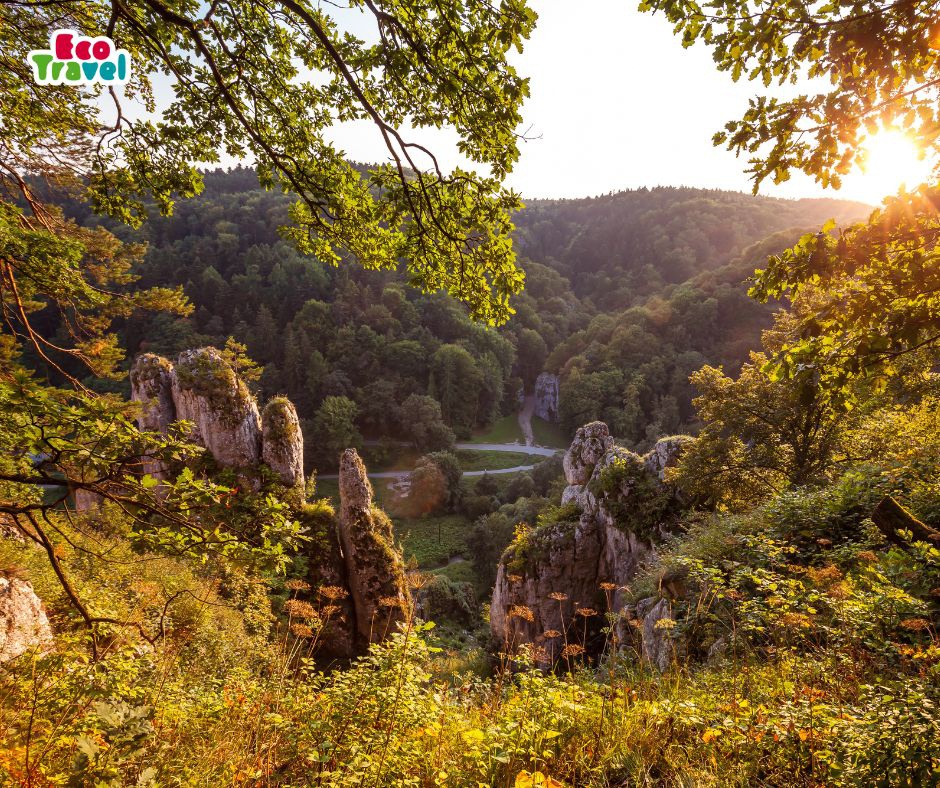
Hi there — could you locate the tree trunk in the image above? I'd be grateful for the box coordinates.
[871,496,940,550]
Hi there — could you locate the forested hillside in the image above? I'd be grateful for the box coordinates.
[5,0,940,784]
[64,170,867,462]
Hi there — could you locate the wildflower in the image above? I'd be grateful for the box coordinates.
[900,618,930,632]
[576,607,598,618]
[543,629,562,639]
[561,643,585,658]
[548,592,568,602]
[283,599,319,620]
[653,617,676,630]
[285,579,311,592]
[319,585,349,600]
[509,605,534,622]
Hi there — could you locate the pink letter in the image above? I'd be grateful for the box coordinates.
[54,31,73,60]
[91,39,111,60]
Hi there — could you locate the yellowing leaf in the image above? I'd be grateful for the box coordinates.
[461,728,485,745]
[702,728,720,743]
[515,772,566,788]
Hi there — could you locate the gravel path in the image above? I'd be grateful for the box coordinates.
[320,441,558,481]
[517,394,536,446]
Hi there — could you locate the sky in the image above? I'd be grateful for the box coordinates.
[313,0,897,204]
[135,0,929,205]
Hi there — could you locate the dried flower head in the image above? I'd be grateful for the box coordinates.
[816,538,833,548]
[900,617,930,632]
[379,596,403,609]
[549,592,568,602]
[285,579,312,592]
[321,605,341,618]
[543,629,562,639]
[576,608,598,618]
[508,574,523,584]
[283,599,319,620]
[530,645,549,663]
[408,572,433,590]
[561,643,585,658]
[290,623,314,638]
[319,585,349,600]
[856,550,879,564]
[509,604,535,622]
[599,582,617,591]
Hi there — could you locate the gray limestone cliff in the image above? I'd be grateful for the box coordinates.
[171,348,263,470]
[124,349,411,658]
[261,398,305,488]
[128,348,305,487]
[130,353,176,481]
[337,449,411,644]
[0,574,53,662]
[533,372,560,423]
[490,421,692,669]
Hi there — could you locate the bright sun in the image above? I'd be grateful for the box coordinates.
[850,129,931,204]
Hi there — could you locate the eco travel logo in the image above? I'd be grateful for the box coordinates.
[28,29,130,85]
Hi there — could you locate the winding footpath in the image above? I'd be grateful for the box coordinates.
[320,406,559,483]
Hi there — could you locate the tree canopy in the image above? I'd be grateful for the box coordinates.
[2,0,537,324]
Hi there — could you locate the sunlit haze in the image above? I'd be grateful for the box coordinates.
[138,0,937,205]
[311,0,930,205]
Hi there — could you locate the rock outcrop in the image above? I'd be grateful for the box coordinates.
[129,348,305,486]
[337,449,411,644]
[0,574,53,662]
[533,372,560,423]
[171,348,263,470]
[261,398,304,488]
[130,353,176,481]
[125,348,412,658]
[491,421,691,669]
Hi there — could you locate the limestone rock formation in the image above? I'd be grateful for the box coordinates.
[491,421,692,668]
[635,596,678,672]
[0,574,53,662]
[124,349,410,658]
[533,372,560,423]
[337,449,411,644]
[562,421,613,486]
[130,353,177,481]
[261,398,304,488]
[171,348,263,469]
[130,348,307,489]
[644,435,694,483]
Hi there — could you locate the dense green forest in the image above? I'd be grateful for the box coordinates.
[2,0,940,786]
[59,173,867,459]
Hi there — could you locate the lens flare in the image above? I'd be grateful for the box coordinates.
[852,129,930,203]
